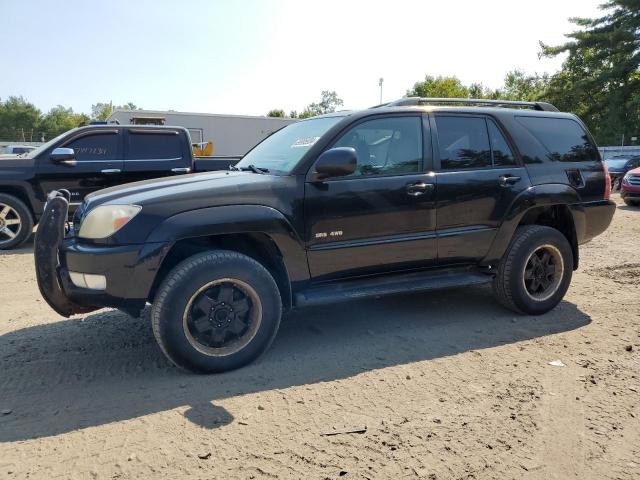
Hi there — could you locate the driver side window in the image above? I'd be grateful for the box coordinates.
[332,116,423,177]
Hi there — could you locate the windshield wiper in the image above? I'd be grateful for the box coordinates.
[237,164,269,174]
[229,164,240,171]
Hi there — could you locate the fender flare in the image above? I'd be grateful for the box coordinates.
[0,181,42,218]
[146,204,310,282]
[481,184,583,267]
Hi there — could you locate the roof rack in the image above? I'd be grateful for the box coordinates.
[379,97,559,112]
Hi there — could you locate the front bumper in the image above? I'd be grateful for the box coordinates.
[35,193,170,317]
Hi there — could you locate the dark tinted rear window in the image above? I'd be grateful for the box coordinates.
[516,116,597,163]
[127,131,182,160]
[487,119,516,167]
[65,132,119,161]
[436,116,491,169]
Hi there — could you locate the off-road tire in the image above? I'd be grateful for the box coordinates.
[151,250,282,373]
[0,193,34,250]
[493,225,573,315]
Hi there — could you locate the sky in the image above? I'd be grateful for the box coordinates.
[0,0,604,117]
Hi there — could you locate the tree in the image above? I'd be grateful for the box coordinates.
[406,75,470,98]
[299,91,344,118]
[540,1,640,144]
[91,102,140,121]
[266,109,285,117]
[0,96,41,141]
[39,106,89,139]
[499,70,550,101]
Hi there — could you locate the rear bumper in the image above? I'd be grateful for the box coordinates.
[35,193,170,317]
[576,199,616,244]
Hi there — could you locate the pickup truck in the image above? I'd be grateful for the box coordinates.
[34,97,616,373]
[0,125,240,249]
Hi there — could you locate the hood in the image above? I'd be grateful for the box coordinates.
[83,169,292,218]
[0,155,35,178]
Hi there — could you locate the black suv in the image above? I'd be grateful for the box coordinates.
[35,98,615,373]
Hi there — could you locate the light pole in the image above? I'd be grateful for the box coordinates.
[379,78,384,104]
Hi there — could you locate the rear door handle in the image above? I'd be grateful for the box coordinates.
[101,169,121,174]
[406,182,434,196]
[499,175,520,186]
[171,167,191,174]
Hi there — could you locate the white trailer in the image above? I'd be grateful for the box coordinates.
[106,109,297,156]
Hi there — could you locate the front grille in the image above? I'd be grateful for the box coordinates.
[628,175,640,186]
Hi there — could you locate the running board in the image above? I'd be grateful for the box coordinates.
[294,268,492,307]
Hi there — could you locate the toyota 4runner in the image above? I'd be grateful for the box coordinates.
[34,98,616,373]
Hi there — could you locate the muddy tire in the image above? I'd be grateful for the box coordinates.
[0,194,33,250]
[151,250,282,373]
[493,225,573,315]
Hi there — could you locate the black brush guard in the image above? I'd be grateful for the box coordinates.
[34,191,97,317]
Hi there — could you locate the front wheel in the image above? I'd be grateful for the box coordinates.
[0,194,33,250]
[493,225,573,315]
[151,250,282,373]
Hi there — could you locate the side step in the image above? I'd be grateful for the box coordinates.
[294,268,492,307]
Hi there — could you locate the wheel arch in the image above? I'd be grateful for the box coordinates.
[0,184,38,222]
[482,184,582,270]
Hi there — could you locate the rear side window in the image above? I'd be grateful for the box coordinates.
[127,131,182,160]
[487,120,516,167]
[436,116,491,169]
[516,116,598,162]
[64,132,119,161]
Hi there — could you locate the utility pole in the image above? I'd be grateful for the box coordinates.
[379,78,384,104]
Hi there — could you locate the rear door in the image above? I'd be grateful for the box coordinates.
[123,128,192,182]
[432,114,531,265]
[36,129,123,207]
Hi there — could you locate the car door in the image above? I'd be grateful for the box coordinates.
[123,128,191,182]
[304,114,437,280]
[36,128,124,207]
[432,114,531,264]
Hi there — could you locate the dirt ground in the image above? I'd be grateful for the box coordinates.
[0,193,638,480]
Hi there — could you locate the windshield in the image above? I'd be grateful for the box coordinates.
[605,158,629,169]
[235,116,344,174]
[23,128,80,159]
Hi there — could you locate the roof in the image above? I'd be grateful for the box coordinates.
[107,108,297,122]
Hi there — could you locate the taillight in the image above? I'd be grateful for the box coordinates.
[602,161,611,200]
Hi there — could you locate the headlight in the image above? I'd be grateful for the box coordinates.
[78,205,141,239]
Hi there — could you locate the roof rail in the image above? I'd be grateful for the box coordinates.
[379,97,559,112]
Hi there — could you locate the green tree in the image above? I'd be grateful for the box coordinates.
[266,109,285,117]
[540,1,640,144]
[299,91,344,118]
[91,102,140,121]
[0,96,41,141]
[39,106,89,140]
[499,70,550,101]
[406,75,470,98]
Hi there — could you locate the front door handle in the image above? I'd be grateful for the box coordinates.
[499,175,521,186]
[171,167,191,174]
[101,169,121,174]
[406,182,434,196]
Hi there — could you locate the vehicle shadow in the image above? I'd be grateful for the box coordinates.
[617,204,639,211]
[0,285,591,442]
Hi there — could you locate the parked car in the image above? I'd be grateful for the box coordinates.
[604,155,640,189]
[2,145,36,155]
[0,125,241,249]
[621,166,640,206]
[34,97,615,373]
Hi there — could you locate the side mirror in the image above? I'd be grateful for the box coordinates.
[50,147,76,166]
[314,147,357,180]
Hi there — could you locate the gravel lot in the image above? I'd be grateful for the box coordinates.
[1,194,638,480]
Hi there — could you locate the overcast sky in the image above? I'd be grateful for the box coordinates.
[0,0,603,116]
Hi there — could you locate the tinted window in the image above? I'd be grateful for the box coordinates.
[487,120,516,167]
[332,116,422,176]
[436,116,491,169]
[66,133,118,161]
[128,132,182,160]
[516,116,598,162]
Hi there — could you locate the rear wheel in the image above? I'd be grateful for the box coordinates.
[0,194,33,250]
[493,225,573,315]
[151,250,282,373]
[623,198,638,207]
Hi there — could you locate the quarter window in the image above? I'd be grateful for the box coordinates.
[436,116,491,169]
[516,116,598,162]
[332,116,422,176]
[65,133,118,161]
